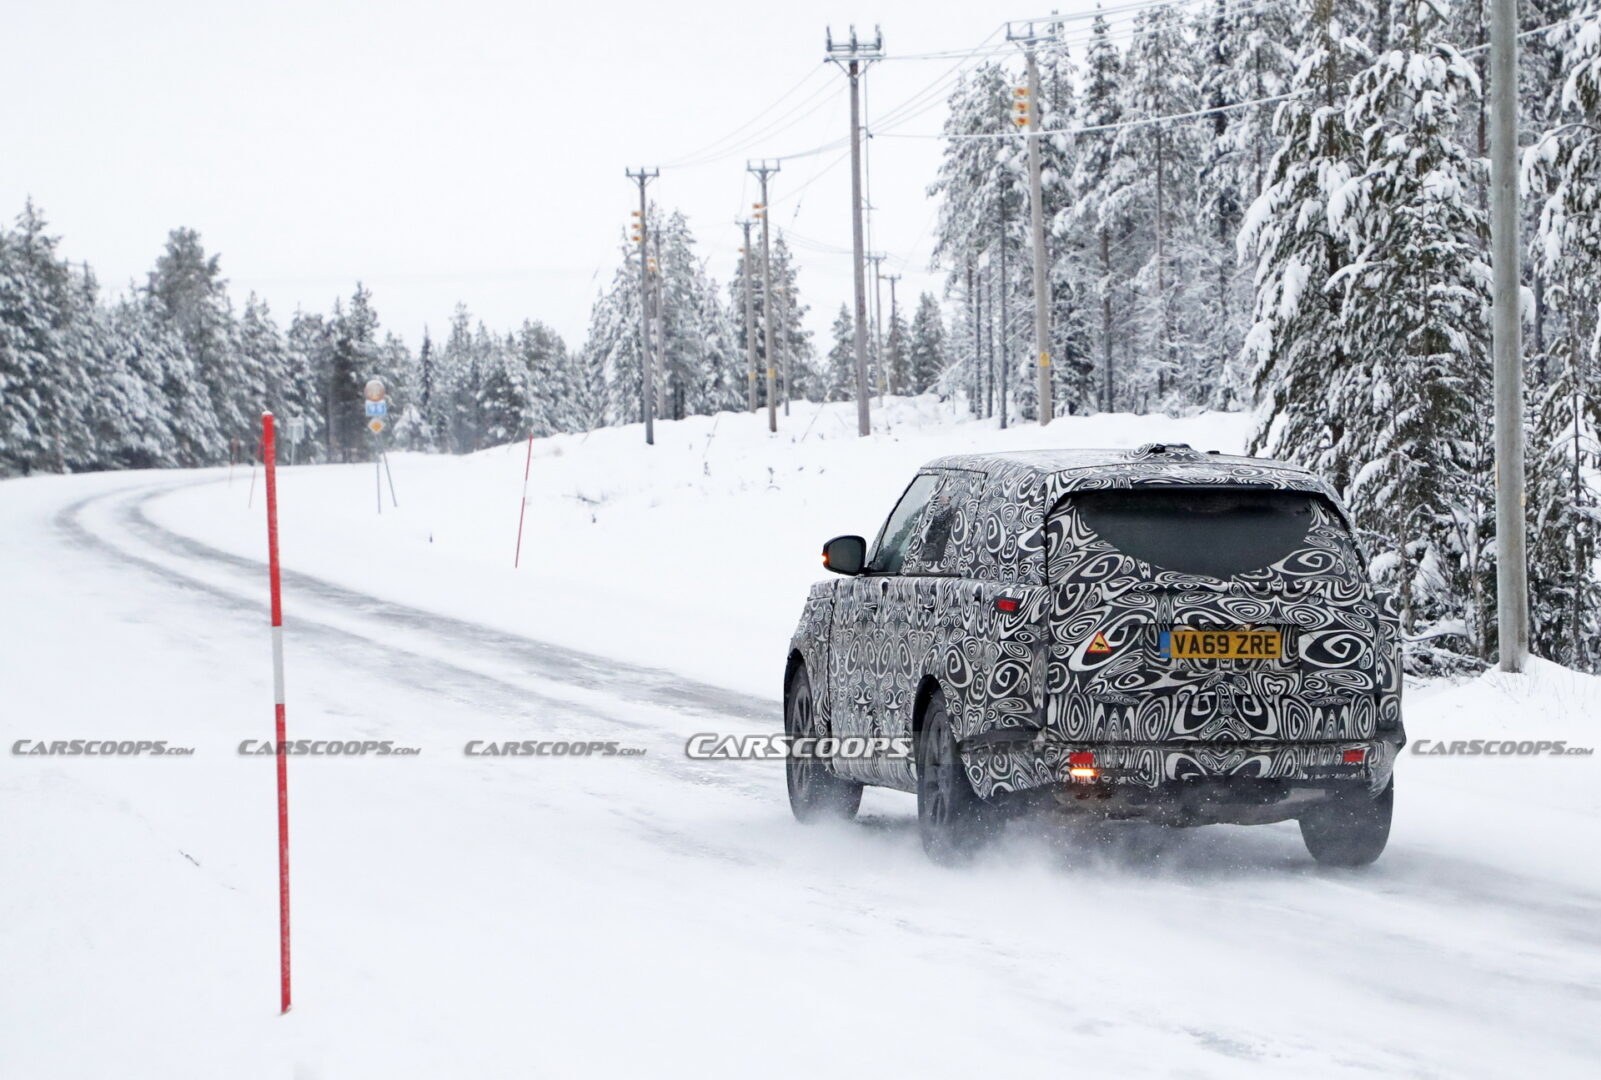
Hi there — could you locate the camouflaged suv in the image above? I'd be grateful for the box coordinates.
[783,443,1404,866]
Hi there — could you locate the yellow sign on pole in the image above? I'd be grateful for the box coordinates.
[368,418,385,434]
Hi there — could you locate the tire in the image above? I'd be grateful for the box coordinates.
[916,689,994,863]
[1300,779,1394,868]
[785,665,862,823]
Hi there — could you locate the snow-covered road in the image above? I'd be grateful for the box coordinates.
[4,465,1600,1079]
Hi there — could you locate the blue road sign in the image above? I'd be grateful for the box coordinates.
[365,399,388,417]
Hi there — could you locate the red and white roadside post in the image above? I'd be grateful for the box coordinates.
[514,432,534,568]
[262,412,292,1014]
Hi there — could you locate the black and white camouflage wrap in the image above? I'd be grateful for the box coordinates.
[787,446,1403,802]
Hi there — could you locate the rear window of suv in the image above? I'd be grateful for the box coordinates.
[1068,487,1343,579]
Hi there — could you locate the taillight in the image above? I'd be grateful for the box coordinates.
[1068,752,1095,767]
[995,597,1020,613]
[1343,749,1366,765]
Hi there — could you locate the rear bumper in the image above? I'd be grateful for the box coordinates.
[960,736,1402,805]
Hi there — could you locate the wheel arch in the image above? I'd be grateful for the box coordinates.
[784,649,807,698]
[912,673,945,743]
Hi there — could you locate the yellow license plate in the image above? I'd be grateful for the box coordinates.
[1165,628,1283,660]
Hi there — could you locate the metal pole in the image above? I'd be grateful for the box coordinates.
[750,161,781,433]
[827,27,882,438]
[1024,47,1053,424]
[739,220,758,412]
[381,447,398,508]
[626,168,659,446]
[1490,0,1528,671]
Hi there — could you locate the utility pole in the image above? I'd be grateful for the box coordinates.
[826,25,884,437]
[750,160,781,433]
[651,228,666,420]
[738,220,758,412]
[998,194,1010,430]
[626,167,659,446]
[868,252,886,403]
[1489,0,1528,671]
[967,261,979,414]
[1009,19,1055,425]
[883,273,901,394]
[775,282,791,417]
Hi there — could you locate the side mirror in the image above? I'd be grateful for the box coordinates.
[822,535,867,576]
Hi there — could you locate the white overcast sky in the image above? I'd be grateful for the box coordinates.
[4,0,1122,352]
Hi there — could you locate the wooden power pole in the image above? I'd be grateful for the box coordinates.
[750,160,781,433]
[738,219,758,412]
[1009,19,1056,425]
[826,26,883,437]
[626,167,659,446]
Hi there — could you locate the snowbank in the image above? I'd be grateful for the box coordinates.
[146,397,1251,698]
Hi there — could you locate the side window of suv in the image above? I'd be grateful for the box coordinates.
[868,473,941,574]
[906,471,984,575]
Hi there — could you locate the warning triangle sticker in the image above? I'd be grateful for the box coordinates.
[1087,632,1113,655]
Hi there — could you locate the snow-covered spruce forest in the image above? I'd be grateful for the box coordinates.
[2,0,1599,672]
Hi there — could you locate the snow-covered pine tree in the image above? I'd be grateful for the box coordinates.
[1525,2,1601,670]
[824,304,857,402]
[932,62,1028,419]
[98,296,178,468]
[437,304,482,452]
[145,228,240,460]
[284,310,330,463]
[400,328,437,452]
[1242,0,1370,485]
[885,302,910,396]
[769,235,817,405]
[0,202,94,474]
[239,294,290,427]
[475,331,529,447]
[1195,0,1295,407]
[324,284,388,460]
[1331,0,1495,665]
[1065,14,1133,413]
[907,293,948,395]
[513,319,573,436]
[591,249,647,427]
[1111,2,1206,409]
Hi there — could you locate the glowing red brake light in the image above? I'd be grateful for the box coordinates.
[995,597,1020,613]
[1068,752,1095,767]
[1343,749,1366,764]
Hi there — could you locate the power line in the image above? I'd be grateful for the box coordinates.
[661,64,834,168]
[876,88,1304,142]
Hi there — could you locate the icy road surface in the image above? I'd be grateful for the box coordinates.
[3,468,1600,1079]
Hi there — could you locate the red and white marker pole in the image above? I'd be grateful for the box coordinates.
[262,412,292,1015]
[513,432,534,568]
